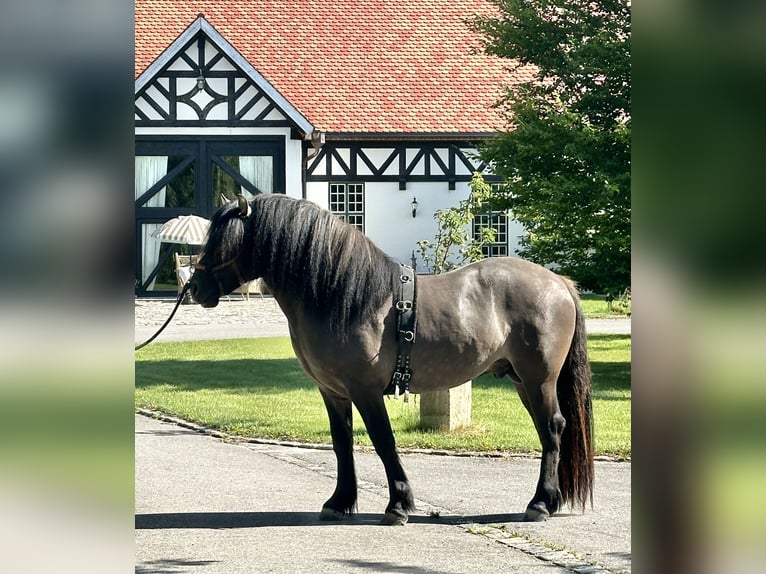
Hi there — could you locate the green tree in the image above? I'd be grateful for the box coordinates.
[471,0,631,293]
[417,172,496,274]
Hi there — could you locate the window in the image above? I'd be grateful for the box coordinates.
[329,183,365,231]
[212,155,274,208]
[472,182,509,258]
[473,212,509,257]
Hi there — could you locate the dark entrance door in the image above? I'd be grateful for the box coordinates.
[135,136,285,296]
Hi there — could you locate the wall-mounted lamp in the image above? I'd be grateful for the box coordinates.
[411,197,418,218]
[196,70,206,93]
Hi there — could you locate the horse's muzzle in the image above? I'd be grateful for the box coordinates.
[188,282,219,308]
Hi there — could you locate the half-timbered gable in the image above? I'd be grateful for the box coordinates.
[135,17,312,132]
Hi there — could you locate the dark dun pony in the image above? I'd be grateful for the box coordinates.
[189,194,594,524]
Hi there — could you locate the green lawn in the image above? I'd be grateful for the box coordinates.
[136,335,630,458]
[579,293,631,318]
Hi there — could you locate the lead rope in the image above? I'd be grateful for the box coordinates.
[135,281,191,351]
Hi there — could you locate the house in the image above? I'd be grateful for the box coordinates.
[135,0,531,295]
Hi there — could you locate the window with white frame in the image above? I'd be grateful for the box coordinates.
[329,183,365,231]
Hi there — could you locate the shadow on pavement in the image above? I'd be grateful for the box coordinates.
[135,511,529,529]
[327,558,458,574]
[136,559,219,573]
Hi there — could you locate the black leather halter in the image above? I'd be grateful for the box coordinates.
[193,255,247,298]
[385,263,417,401]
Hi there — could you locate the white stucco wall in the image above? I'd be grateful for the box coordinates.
[367,180,469,269]
[283,135,303,199]
[307,179,525,272]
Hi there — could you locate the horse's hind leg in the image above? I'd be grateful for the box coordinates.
[318,389,358,520]
[515,376,566,521]
[352,392,415,525]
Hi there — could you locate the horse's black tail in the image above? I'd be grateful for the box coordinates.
[557,280,595,511]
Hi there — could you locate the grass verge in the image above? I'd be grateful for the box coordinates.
[579,293,630,318]
[135,335,630,458]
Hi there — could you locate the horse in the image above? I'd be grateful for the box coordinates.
[188,194,594,524]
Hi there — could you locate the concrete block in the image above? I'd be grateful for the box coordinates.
[419,381,472,431]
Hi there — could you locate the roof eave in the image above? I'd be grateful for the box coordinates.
[324,131,497,143]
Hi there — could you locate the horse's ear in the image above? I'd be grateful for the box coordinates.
[237,194,252,218]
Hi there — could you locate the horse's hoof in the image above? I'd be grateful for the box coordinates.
[380,511,408,526]
[524,503,550,522]
[319,507,345,521]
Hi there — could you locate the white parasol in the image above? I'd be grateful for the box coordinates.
[151,214,210,245]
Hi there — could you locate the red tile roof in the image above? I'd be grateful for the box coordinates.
[135,0,535,134]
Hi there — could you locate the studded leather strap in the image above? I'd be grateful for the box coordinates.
[385,264,417,401]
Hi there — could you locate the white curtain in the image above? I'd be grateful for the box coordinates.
[239,156,273,198]
[135,156,168,289]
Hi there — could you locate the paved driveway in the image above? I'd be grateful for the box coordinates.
[136,414,630,573]
[135,298,630,344]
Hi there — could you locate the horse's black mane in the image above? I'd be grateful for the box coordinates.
[208,195,400,334]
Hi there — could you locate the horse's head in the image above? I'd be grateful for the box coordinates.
[189,195,254,308]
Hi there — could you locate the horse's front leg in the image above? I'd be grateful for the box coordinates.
[318,389,358,520]
[352,392,415,525]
